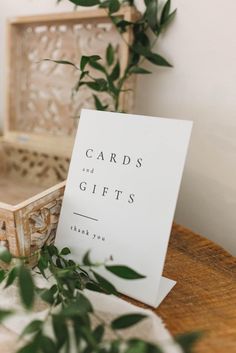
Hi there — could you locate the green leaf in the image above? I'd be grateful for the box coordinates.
[38,255,48,270]
[85,81,101,91]
[82,252,93,269]
[83,250,92,266]
[89,59,107,73]
[160,0,171,24]
[51,284,58,294]
[80,56,90,71]
[62,293,93,317]
[37,255,48,278]
[47,245,59,256]
[68,259,76,266]
[44,59,79,70]
[161,9,177,28]
[111,314,147,330]
[0,269,5,283]
[17,342,39,353]
[0,246,12,264]
[0,309,13,322]
[52,314,68,349]
[93,95,108,111]
[130,52,140,66]
[145,0,158,31]
[80,70,89,81]
[109,0,120,14]
[89,55,101,62]
[80,55,101,71]
[107,76,119,95]
[106,43,115,66]
[116,19,133,33]
[60,247,71,255]
[39,288,55,304]
[55,257,63,269]
[69,0,100,6]
[18,265,35,309]
[126,340,162,353]
[20,320,42,337]
[125,340,147,353]
[18,331,42,352]
[5,266,19,288]
[135,30,151,48]
[72,317,83,346]
[145,342,163,353]
[175,332,203,353]
[56,268,71,278]
[40,336,57,353]
[106,265,145,279]
[86,281,107,294]
[133,43,172,67]
[110,62,120,81]
[99,0,111,8]
[96,78,108,89]
[110,340,121,353]
[128,66,151,74]
[81,325,97,347]
[93,324,105,343]
[92,270,118,295]
[87,79,108,91]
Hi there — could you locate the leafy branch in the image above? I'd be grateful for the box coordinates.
[0,245,201,352]
[48,0,176,112]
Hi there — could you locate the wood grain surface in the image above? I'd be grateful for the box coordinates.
[0,176,46,205]
[156,224,236,353]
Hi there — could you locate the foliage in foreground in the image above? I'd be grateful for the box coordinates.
[0,245,201,353]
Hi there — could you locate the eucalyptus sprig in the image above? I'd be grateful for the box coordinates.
[48,0,176,112]
[0,245,201,353]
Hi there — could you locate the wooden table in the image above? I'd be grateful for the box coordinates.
[155,224,236,353]
[1,224,236,353]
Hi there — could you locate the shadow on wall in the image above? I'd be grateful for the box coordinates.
[175,168,236,256]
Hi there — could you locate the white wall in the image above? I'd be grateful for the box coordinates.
[0,0,235,254]
[135,0,236,254]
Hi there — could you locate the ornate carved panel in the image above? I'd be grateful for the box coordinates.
[28,197,63,254]
[3,144,70,187]
[9,12,134,137]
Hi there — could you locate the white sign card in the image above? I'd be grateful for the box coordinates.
[56,109,192,307]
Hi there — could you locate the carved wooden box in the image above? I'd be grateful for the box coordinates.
[0,8,135,263]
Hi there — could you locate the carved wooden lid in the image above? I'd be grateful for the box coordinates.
[6,8,134,139]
